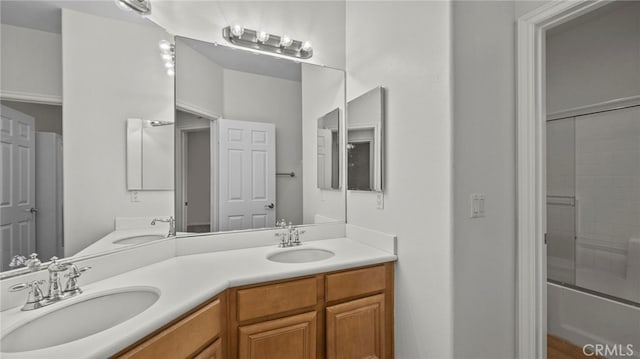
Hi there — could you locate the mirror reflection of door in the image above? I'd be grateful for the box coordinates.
[1,103,63,271]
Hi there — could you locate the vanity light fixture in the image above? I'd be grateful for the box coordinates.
[158,40,175,76]
[114,0,151,15]
[222,25,313,59]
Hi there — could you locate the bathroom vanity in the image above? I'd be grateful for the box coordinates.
[0,225,396,358]
[115,263,394,359]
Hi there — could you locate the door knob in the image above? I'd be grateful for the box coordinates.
[265,203,275,209]
[24,208,39,214]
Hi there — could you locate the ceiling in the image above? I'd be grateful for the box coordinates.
[0,0,155,34]
[179,37,302,82]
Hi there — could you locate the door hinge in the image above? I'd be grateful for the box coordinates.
[544,233,548,245]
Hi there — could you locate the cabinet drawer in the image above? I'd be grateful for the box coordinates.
[325,265,386,302]
[237,277,317,322]
[118,298,222,359]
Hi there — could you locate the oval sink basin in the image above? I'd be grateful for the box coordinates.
[113,234,165,245]
[1,287,159,353]
[267,248,335,263]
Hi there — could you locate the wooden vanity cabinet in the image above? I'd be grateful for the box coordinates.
[113,293,226,359]
[228,262,394,359]
[114,262,394,359]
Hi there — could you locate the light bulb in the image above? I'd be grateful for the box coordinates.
[166,68,175,76]
[161,53,173,61]
[164,61,174,68]
[230,24,244,37]
[280,35,293,47]
[257,31,269,43]
[158,40,172,51]
[301,41,312,52]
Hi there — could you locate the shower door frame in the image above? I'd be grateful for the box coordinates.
[515,1,614,358]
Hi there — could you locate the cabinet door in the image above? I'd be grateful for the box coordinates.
[238,311,317,359]
[326,294,385,359]
[193,338,222,359]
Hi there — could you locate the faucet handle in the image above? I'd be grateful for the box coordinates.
[10,280,46,310]
[9,280,45,293]
[65,265,91,279]
[64,264,91,294]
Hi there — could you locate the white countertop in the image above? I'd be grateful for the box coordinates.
[1,236,396,358]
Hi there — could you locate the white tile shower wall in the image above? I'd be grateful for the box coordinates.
[575,107,640,252]
[574,106,640,302]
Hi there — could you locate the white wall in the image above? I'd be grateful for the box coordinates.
[62,9,174,256]
[0,24,62,103]
[451,2,517,358]
[222,69,303,225]
[176,40,224,118]
[546,1,640,113]
[148,1,345,69]
[301,64,345,224]
[345,2,453,357]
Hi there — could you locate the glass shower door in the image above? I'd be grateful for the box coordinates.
[546,118,577,284]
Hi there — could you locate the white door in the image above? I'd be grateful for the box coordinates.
[217,119,276,231]
[1,105,36,271]
[317,128,333,189]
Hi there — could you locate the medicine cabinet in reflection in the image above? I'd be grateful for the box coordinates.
[347,87,384,192]
[126,118,174,190]
[317,108,341,190]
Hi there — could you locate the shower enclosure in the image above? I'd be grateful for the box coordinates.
[546,103,640,306]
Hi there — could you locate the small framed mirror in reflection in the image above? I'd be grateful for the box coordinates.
[347,86,385,192]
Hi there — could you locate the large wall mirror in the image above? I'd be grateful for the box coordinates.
[175,36,346,233]
[0,1,346,279]
[0,1,174,273]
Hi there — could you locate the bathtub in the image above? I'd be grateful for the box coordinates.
[548,282,640,359]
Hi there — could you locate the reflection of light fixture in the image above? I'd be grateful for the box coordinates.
[222,25,313,59]
[159,40,172,51]
[114,0,151,15]
[158,40,175,76]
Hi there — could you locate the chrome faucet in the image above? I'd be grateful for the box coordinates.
[275,222,306,247]
[9,253,42,271]
[151,216,176,237]
[9,257,91,311]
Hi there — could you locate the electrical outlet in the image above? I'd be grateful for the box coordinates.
[376,192,384,209]
[130,191,141,202]
[470,194,485,218]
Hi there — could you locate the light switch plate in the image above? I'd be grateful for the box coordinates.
[376,192,384,209]
[130,191,141,202]
[470,193,485,218]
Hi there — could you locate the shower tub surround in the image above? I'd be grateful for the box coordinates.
[0,223,396,358]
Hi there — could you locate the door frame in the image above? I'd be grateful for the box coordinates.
[175,107,217,233]
[515,1,612,357]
